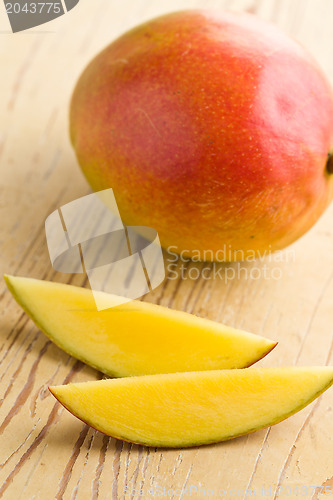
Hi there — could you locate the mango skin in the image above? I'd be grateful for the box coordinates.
[70,10,333,261]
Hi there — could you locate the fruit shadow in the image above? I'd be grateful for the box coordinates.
[0,319,79,374]
[164,248,256,280]
[150,249,258,300]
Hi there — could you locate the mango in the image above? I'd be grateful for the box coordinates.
[5,275,276,376]
[50,367,333,447]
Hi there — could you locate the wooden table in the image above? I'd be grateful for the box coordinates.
[1,0,333,498]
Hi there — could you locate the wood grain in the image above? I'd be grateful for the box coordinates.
[1,0,333,498]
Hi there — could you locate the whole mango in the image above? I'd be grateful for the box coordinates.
[70,10,333,261]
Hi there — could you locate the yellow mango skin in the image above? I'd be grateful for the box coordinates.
[5,275,276,377]
[50,367,333,448]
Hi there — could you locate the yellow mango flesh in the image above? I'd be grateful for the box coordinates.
[50,367,333,448]
[5,276,276,377]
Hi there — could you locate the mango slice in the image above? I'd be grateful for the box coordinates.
[5,275,276,376]
[49,367,333,448]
